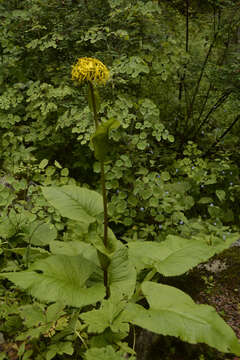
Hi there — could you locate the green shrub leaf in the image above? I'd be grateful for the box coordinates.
[84,346,125,360]
[45,342,74,360]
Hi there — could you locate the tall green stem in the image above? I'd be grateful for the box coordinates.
[89,82,110,298]
[100,162,108,248]
[89,82,100,129]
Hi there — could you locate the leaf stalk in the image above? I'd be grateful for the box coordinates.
[88,81,110,299]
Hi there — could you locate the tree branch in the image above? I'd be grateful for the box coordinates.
[203,114,240,157]
[186,36,216,124]
[196,90,231,134]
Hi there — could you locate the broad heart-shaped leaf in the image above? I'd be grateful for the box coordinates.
[128,234,239,276]
[91,118,120,161]
[1,255,105,307]
[42,185,103,225]
[126,282,240,356]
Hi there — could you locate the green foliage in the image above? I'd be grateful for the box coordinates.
[91,118,120,161]
[42,185,103,225]
[1,0,240,358]
[126,282,240,354]
[2,183,240,358]
[128,232,239,276]
[1,254,105,307]
[84,345,128,360]
[80,295,129,335]
[45,342,74,360]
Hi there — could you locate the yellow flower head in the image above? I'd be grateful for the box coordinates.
[71,57,109,85]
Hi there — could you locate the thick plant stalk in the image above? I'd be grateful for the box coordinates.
[89,81,110,299]
[71,57,110,298]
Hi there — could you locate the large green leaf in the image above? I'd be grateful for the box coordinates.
[126,282,240,355]
[91,118,120,161]
[73,244,137,299]
[50,240,99,265]
[50,227,118,264]
[42,185,103,225]
[1,255,105,307]
[108,246,136,299]
[87,225,118,256]
[128,234,239,276]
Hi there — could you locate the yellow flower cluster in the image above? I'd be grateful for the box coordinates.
[71,57,109,85]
